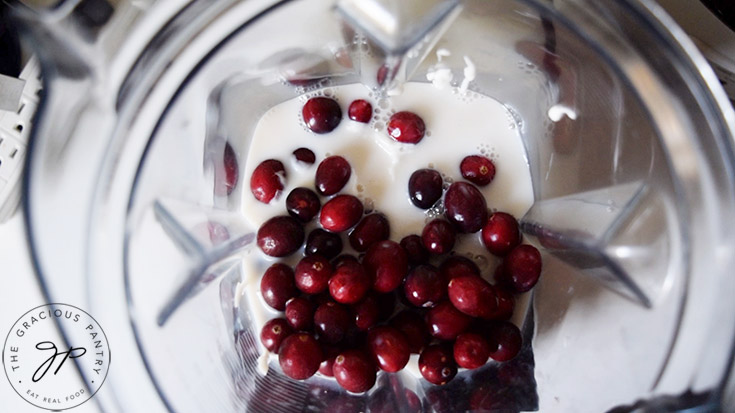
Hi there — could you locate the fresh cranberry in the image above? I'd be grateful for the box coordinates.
[363,240,408,293]
[260,318,294,352]
[260,263,297,310]
[404,265,445,308]
[448,275,498,319]
[460,155,496,186]
[444,182,488,233]
[494,286,515,320]
[250,159,286,203]
[405,390,422,413]
[422,219,456,255]
[349,213,390,252]
[314,301,351,344]
[285,297,314,330]
[305,229,343,259]
[390,311,430,354]
[278,332,323,380]
[318,344,341,377]
[294,255,333,294]
[257,216,304,257]
[348,99,373,123]
[285,187,321,223]
[500,244,542,293]
[328,260,371,304]
[320,195,364,233]
[486,321,522,362]
[453,333,490,369]
[408,169,443,209]
[426,301,471,340]
[216,142,238,196]
[352,294,380,330]
[481,212,521,256]
[293,147,316,164]
[439,255,480,282]
[333,349,376,393]
[400,234,430,265]
[303,97,342,134]
[387,111,426,144]
[367,326,410,373]
[332,254,360,269]
[315,156,351,196]
[419,344,457,385]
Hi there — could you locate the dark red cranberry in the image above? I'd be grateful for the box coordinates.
[403,265,445,308]
[448,275,498,319]
[215,142,239,196]
[320,195,364,233]
[352,294,380,330]
[363,240,408,293]
[486,321,522,362]
[250,159,286,203]
[387,111,426,144]
[260,318,293,352]
[286,187,321,222]
[315,156,351,196]
[257,216,304,257]
[303,97,342,134]
[444,182,488,233]
[260,263,297,310]
[348,99,373,123]
[439,255,481,282]
[500,244,542,293]
[332,254,360,269]
[285,297,314,330]
[494,286,515,321]
[481,212,521,256]
[405,390,422,413]
[453,333,490,369]
[460,155,496,186]
[349,213,390,252]
[305,228,343,259]
[418,344,457,385]
[294,255,333,294]
[314,301,351,344]
[390,311,430,354]
[367,326,410,373]
[407,169,443,209]
[318,344,341,377]
[293,147,316,164]
[278,332,323,380]
[421,219,456,255]
[400,234,430,265]
[333,349,376,393]
[329,260,371,304]
[425,301,471,340]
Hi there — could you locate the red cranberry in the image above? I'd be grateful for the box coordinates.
[448,275,498,319]
[400,234,430,265]
[348,99,373,123]
[439,255,481,282]
[481,212,521,256]
[333,349,376,393]
[293,147,316,164]
[303,97,342,134]
[260,263,297,310]
[286,187,321,223]
[315,156,351,196]
[500,244,542,293]
[215,142,238,196]
[314,301,351,344]
[305,228,343,259]
[390,311,430,354]
[320,195,363,233]
[332,254,360,269]
[422,219,456,255]
[444,182,488,233]
[403,265,446,308]
[328,260,371,304]
[250,159,286,204]
[425,301,471,340]
[318,344,341,377]
[349,213,390,252]
[387,111,426,144]
[494,286,515,320]
[278,332,323,380]
[352,294,380,330]
[460,155,496,186]
[294,255,333,294]
[408,169,443,209]
[257,216,304,257]
[486,321,522,362]
[363,240,408,293]
[285,297,314,330]
[453,333,490,369]
[367,326,410,373]
[260,318,293,352]
[419,344,457,385]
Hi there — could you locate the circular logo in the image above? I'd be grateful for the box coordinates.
[2,303,111,410]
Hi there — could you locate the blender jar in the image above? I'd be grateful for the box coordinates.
[14,0,735,411]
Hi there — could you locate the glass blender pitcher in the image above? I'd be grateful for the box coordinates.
[13,0,735,411]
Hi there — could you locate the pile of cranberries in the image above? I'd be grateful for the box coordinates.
[249,96,542,393]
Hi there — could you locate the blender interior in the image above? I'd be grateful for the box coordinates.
[19,0,735,412]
